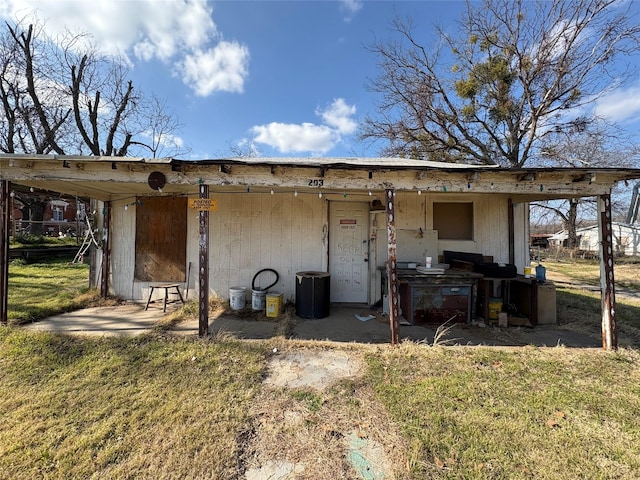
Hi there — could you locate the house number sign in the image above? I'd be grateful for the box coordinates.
[307,179,324,187]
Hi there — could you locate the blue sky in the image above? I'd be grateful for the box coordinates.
[1,0,639,160]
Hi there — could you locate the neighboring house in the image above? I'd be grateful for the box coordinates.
[9,192,87,237]
[549,222,640,257]
[2,154,640,348]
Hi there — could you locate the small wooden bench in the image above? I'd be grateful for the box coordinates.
[145,284,185,312]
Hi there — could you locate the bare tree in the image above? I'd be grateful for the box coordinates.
[1,19,187,157]
[129,95,190,158]
[531,125,639,247]
[1,22,73,155]
[0,19,188,233]
[362,0,640,167]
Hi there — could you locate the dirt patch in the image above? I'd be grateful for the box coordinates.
[242,348,404,479]
[264,349,362,390]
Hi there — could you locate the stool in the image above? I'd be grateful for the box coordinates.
[145,284,185,312]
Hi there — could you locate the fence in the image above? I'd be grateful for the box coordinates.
[10,219,86,238]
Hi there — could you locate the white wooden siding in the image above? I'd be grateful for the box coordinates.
[107,191,522,304]
[206,193,326,302]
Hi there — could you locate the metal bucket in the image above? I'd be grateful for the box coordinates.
[266,291,283,317]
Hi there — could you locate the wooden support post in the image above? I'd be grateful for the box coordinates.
[598,194,617,351]
[385,188,400,345]
[0,181,9,325]
[198,184,210,337]
[508,198,515,265]
[100,201,111,298]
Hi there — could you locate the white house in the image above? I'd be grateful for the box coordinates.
[2,154,640,349]
[549,222,640,257]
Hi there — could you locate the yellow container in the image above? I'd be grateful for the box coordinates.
[488,298,503,321]
[266,292,283,318]
[524,266,532,278]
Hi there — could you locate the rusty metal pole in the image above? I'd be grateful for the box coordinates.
[100,201,111,298]
[0,181,9,325]
[198,183,210,337]
[385,189,400,345]
[598,194,617,351]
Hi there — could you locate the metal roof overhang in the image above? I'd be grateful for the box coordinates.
[1,154,640,202]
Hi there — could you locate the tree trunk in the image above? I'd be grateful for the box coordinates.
[24,199,46,235]
[565,198,579,249]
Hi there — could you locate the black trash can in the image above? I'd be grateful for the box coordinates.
[295,271,331,319]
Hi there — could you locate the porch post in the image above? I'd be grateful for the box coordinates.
[508,198,515,265]
[100,201,111,298]
[0,181,9,325]
[385,189,400,345]
[198,183,210,337]
[597,194,617,351]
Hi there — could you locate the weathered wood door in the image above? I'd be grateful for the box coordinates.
[329,202,369,303]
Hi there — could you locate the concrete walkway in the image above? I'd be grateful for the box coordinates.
[22,302,604,348]
[23,303,195,337]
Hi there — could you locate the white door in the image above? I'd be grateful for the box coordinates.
[329,202,369,303]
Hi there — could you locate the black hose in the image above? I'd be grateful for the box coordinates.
[252,268,279,291]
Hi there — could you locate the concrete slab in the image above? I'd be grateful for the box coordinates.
[23,303,168,336]
[22,303,603,348]
[209,316,281,339]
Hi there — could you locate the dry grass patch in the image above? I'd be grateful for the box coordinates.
[367,344,640,479]
[556,288,640,346]
[544,258,640,290]
[0,328,267,479]
[245,346,408,479]
[154,296,227,331]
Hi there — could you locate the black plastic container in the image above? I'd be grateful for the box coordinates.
[295,271,331,319]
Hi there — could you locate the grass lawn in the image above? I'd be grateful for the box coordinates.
[2,331,639,479]
[0,329,267,479]
[7,259,96,325]
[545,259,640,341]
[367,346,640,479]
[544,258,640,291]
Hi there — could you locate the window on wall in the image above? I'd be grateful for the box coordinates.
[433,202,474,240]
[135,196,187,282]
[76,202,86,221]
[52,206,64,221]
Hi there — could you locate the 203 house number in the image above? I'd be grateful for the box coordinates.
[308,179,324,187]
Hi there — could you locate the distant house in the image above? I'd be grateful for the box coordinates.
[10,193,87,237]
[530,234,552,249]
[549,222,640,256]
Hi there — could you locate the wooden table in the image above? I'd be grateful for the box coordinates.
[145,284,185,312]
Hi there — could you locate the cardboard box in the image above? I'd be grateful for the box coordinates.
[537,282,557,324]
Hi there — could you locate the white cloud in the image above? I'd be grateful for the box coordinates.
[251,98,357,154]
[340,0,363,22]
[180,42,249,96]
[252,122,336,154]
[594,85,640,123]
[0,0,249,97]
[319,98,357,134]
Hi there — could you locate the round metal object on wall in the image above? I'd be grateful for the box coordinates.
[148,171,166,191]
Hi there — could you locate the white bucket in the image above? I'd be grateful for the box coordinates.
[252,289,267,311]
[229,286,246,311]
